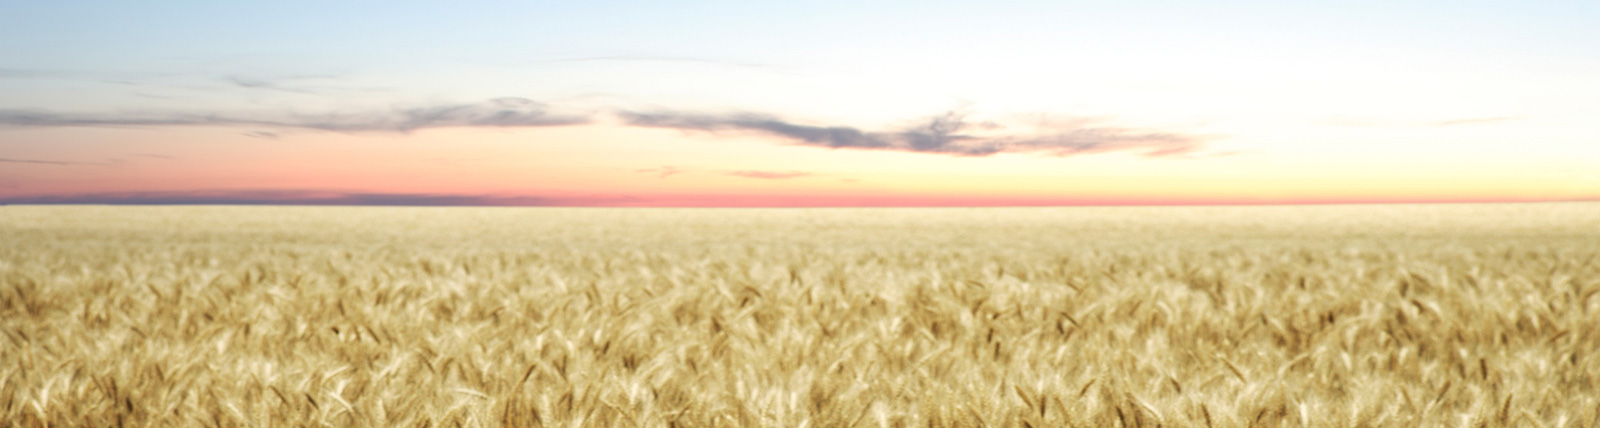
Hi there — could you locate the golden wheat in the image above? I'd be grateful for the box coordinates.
[3,203,1598,427]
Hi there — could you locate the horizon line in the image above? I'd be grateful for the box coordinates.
[3,198,1595,209]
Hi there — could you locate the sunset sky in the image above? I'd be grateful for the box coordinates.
[2,0,1597,206]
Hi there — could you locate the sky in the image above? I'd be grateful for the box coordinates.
[2,0,1597,206]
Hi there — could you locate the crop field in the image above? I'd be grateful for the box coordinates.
[3,203,1599,427]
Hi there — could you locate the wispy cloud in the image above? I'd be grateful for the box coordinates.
[219,73,373,95]
[1434,116,1520,126]
[0,68,100,80]
[1321,115,1523,128]
[635,166,686,178]
[0,157,102,166]
[544,55,778,70]
[0,98,587,132]
[2,92,1210,160]
[620,110,1207,158]
[242,131,281,139]
[223,75,321,94]
[727,170,812,179]
[0,189,609,206]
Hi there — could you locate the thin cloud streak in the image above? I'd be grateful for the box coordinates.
[727,170,812,179]
[1321,115,1523,128]
[219,73,377,95]
[635,166,687,178]
[620,110,1207,157]
[1435,116,1520,126]
[0,98,587,132]
[223,75,322,94]
[0,68,100,79]
[544,55,779,70]
[242,131,281,139]
[0,190,606,206]
[0,157,102,166]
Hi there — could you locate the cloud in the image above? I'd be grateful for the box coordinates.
[0,189,604,206]
[0,69,57,79]
[635,166,686,178]
[1,91,1209,159]
[623,111,893,149]
[0,157,102,166]
[224,75,319,94]
[0,68,102,80]
[0,98,588,132]
[1321,115,1522,128]
[221,73,368,95]
[543,55,779,70]
[1434,116,1519,126]
[242,131,281,139]
[727,170,812,179]
[620,110,1206,158]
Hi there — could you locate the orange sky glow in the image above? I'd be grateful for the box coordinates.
[3,124,1591,206]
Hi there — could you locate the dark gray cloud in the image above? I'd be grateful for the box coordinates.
[0,189,597,206]
[0,98,587,132]
[727,170,812,179]
[620,111,1206,157]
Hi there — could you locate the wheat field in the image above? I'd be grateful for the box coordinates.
[2,203,1598,427]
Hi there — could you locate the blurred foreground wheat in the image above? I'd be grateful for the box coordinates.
[3,204,1599,427]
